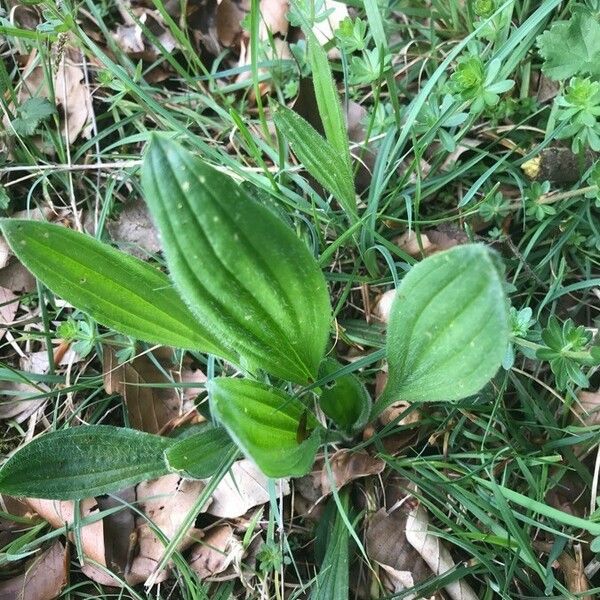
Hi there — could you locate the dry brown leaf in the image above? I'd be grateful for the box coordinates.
[0,259,36,293]
[217,0,250,48]
[0,541,69,600]
[130,474,206,584]
[112,9,177,61]
[372,289,396,323]
[295,449,385,506]
[26,498,106,565]
[395,231,435,258]
[0,381,48,422]
[576,389,600,426]
[106,197,161,259]
[366,507,431,583]
[405,503,478,600]
[20,347,80,374]
[0,287,19,340]
[188,524,243,580]
[10,48,92,144]
[207,459,290,518]
[103,347,204,434]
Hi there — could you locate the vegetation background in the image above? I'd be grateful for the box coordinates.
[0,0,599,598]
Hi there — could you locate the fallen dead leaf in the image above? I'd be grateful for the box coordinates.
[0,259,37,293]
[395,230,435,258]
[112,9,177,62]
[405,503,478,600]
[372,289,396,323]
[207,459,290,519]
[0,541,69,600]
[130,474,206,584]
[365,506,432,592]
[0,287,19,340]
[0,381,48,423]
[216,0,250,48]
[106,198,161,259]
[103,347,205,434]
[576,389,600,427]
[26,498,106,566]
[188,524,243,580]
[295,449,385,507]
[7,47,92,144]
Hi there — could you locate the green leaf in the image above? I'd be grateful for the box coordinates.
[273,105,356,220]
[141,136,331,384]
[318,358,370,435]
[306,32,351,169]
[164,426,236,479]
[10,97,55,136]
[0,426,173,500]
[209,378,321,478]
[374,244,509,414]
[0,219,235,360]
[537,8,600,80]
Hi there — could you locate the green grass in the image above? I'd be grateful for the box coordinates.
[0,0,599,598]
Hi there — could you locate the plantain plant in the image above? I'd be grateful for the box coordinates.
[0,137,510,500]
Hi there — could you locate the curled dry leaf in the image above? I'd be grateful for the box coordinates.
[188,524,243,580]
[0,541,69,600]
[405,503,478,600]
[395,231,435,258]
[294,449,385,507]
[130,474,206,584]
[207,459,290,519]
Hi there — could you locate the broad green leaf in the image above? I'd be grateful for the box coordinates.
[318,359,370,435]
[374,244,509,414]
[141,136,331,384]
[0,426,173,500]
[273,105,356,219]
[537,8,600,80]
[0,219,236,360]
[164,426,236,479]
[306,32,351,170]
[209,378,321,478]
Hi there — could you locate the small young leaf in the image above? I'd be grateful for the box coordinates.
[306,32,351,170]
[164,426,236,479]
[0,219,236,360]
[141,136,331,384]
[318,358,370,435]
[209,378,321,478]
[273,105,356,219]
[0,426,173,500]
[374,244,509,414]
